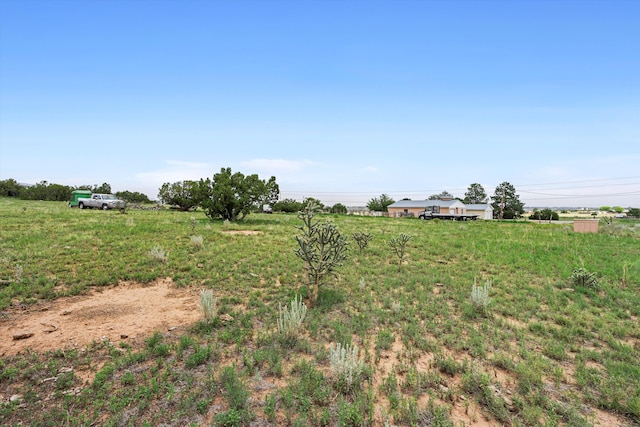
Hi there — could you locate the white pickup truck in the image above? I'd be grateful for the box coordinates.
[77,194,126,210]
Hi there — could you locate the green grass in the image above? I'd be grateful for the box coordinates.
[1,198,639,426]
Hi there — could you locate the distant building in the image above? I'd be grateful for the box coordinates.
[387,199,494,219]
[387,199,467,218]
[465,204,494,220]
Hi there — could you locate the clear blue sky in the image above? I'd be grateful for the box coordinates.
[1,0,638,207]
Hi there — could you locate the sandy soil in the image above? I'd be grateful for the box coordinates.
[1,277,200,357]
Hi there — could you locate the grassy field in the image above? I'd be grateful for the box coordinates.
[1,198,639,426]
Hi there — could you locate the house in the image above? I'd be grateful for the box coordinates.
[465,204,494,220]
[387,199,467,218]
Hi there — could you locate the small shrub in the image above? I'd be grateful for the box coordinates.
[55,371,76,390]
[199,289,218,321]
[218,365,253,423]
[375,329,395,351]
[190,235,204,249]
[186,345,211,368]
[212,409,242,426]
[14,264,23,283]
[571,267,599,289]
[471,280,492,313]
[330,342,365,390]
[147,245,168,263]
[277,295,307,346]
[121,371,136,386]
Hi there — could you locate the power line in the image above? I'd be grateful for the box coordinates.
[280,176,640,196]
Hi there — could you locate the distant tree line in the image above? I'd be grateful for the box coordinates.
[0,178,151,203]
[529,208,559,221]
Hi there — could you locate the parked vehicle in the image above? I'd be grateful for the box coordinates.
[77,194,126,210]
[418,205,478,221]
[69,190,93,207]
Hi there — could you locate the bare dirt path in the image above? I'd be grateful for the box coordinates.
[1,278,200,357]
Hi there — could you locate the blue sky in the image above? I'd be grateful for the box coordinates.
[1,0,638,207]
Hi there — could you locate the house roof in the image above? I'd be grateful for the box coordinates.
[388,199,462,209]
[466,204,492,211]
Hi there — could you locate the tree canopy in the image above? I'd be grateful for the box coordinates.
[200,167,279,221]
[0,179,22,197]
[272,198,304,213]
[158,180,202,211]
[367,194,395,212]
[115,191,152,204]
[330,203,347,214]
[428,191,453,200]
[463,183,487,204]
[490,181,525,219]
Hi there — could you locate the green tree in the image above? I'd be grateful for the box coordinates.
[200,167,279,221]
[0,178,22,197]
[272,198,304,213]
[294,201,348,306]
[20,181,73,201]
[115,191,152,204]
[92,182,112,194]
[367,193,395,212]
[158,180,202,211]
[627,208,640,218]
[428,191,453,200]
[463,183,487,204]
[529,208,558,221]
[331,203,347,214]
[612,206,624,213]
[491,182,525,219]
[599,206,611,212]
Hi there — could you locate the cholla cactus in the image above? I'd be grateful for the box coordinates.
[330,342,364,388]
[277,295,307,343]
[389,234,412,269]
[571,267,599,289]
[352,232,373,253]
[471,280,492,312]
[199,289,218,321]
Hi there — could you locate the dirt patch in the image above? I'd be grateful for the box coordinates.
[0,278,200,357]
[222,230,261,235]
